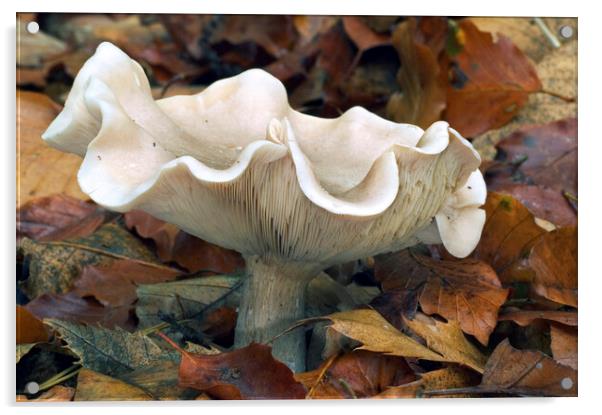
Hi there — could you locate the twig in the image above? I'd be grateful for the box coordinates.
[306,353,339,399]
[35,364,81,393]
[533,17,561,48]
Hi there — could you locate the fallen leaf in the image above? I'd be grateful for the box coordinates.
[292,15,338,46]
[375,365,480,398]
[297,350,416,399]
[472,40,576,160]
[498,310,577,327]
[119,360,200,400]
[16,91,87,206]
[124,210,244,273]
[18,222,163,299]
[74,368,152,401]
[470,17,576,63]
[387,17,447,128]
[17,385,75,402]
[176,342,306,399]
[471,192,546,283]
[45,319,177,377]
[16,306,49,344]
[17,18,68,68]
[73,260,181,308]
[489,184,576,227]
[490,118,577,196]
[550,324,577,370]
[135,275,241,328]
[444,19,542,137]
[480,339,577,396]
[343,16,390,53]
[17,194,106,242]
[404,313,487,373]
[529,226,577,307]
[320,309,444,362]
[376,250,508,345]
[25,292,132,330]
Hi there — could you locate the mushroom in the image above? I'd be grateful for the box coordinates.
[42,42,487,372]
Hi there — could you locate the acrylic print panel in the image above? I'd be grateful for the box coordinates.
[16,13,577,401]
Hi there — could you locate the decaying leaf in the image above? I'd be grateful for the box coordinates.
[177,342,306,399]
[17,91,87,205]
[26,292,132,330]
[74,368,153,401]
[471,192,546,283]
[498,310,577,327]
[550,324,577,370]
[387,17,447,128]
[120,360,200,401]
[17,194,106,242]
[16,306,49,344]
[136,275,241,328]
[375,365,480,398]
[444,19,542,137]
[529,227,577,307]
[480,339,577,396]
[45,319,177,377]
[320,309,444,362]
[73,260,181,308]
[376,250,508,345]
[19,222,162,299]
[404,313,488,373]
[296,350,416,399]
[124,210,244,273]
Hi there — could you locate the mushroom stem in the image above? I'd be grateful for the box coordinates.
[234,255,320,373]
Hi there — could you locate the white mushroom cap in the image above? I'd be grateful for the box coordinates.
[42,42,486,263]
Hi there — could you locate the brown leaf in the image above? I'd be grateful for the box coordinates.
[472,192,546,283]
[16,306,49,344]
[25,292,133,330]
[480,339,577,396]
[444,19,542,137]
[491,118,577,196]
[550,324,577,370]
[490,184,576,227]
[375,365,480,398]
[529,227,577,307]
[74,368,153,401]
[376,250,508,345]
[176,342,306,399]
[498,310,577,327]
[73,260,181,308]
[17,195,106,242]
[297,350,416,399]
[342,16,390,58]
[404,313,487,373]
[322,309,445,362]
[17,91,87,206]
[119,360,201,400]
[292,16,338,46]
[124,210,244,273]
[17,385,75,402]
[387,17,447,128]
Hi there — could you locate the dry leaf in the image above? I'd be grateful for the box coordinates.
[480,339,577,396]
[444,19,542,137]
[498,310,577,327]
[16,306,49,344]
[550,324,577,370]
[376,250,508,345]
[17,195,106,242]
[387,17,447,128]
[17,91,87,206]
[74,369,152,401]
[17,385,75,402]
[404,313,487,373]
[177,342,306,399]
[529,226,577,307]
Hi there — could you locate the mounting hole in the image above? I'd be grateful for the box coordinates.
[559,25,574,39]
[561,377,573,390]
[24,381,40,395]
[26,21,39,34]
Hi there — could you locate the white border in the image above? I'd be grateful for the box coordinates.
[3,1,600,414]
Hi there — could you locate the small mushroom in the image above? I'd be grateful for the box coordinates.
[42,42,487,372]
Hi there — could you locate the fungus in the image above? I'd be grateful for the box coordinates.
[42,42,486,372]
